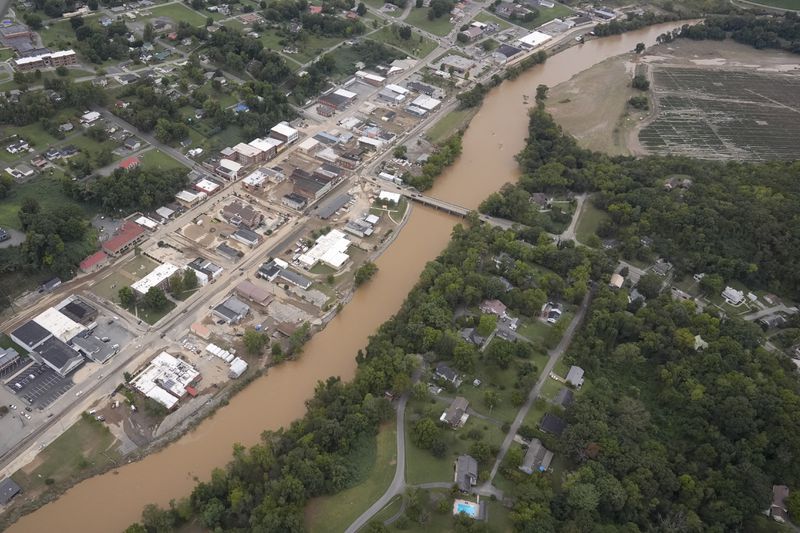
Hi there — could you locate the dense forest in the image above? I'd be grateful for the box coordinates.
[480,107,800,299]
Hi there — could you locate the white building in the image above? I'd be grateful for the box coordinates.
[176,189,207,206]
[270,121,299,144]
[722,286,745,306]
[242,168,269,188]
[131,352,200,409]
[410,94,441,112]
[517,31,552,49]
[229,357,248,378]
[33,307,85,343]
[218,158,243,179]
[298,137,320,154]
[80,111,101,124]
[131,263,180,296]
[134,216,159,230]
[298,229,351,269]
[379,190,401,204]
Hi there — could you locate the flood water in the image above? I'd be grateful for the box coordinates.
[7,22,688,533]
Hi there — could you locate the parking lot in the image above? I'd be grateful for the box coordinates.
[7,363,74,410]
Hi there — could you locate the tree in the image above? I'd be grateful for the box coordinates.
[476,313,497,337]
[787,491,800,522]
[183,268,198,291]
[355,262,379,286]
[631,74,650,91]
[118,286,135,307]
[635,42,645,54]
[393,144,408,159]
[144,287,168,310]
[169,273,184,295]
[535,84,548,103]
[23,13,43,30]
[411,418,440,450]
[483,390,499,412]
[636,273,662,299]
[357,2,367,16]
[398,25,412,40]
[699,273,724,296]
[244,329,267,355]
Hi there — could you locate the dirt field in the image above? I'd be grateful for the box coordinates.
[546,53,643,156]
[637,40,800,161]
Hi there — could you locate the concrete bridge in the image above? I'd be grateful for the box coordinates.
[402,191,518,230]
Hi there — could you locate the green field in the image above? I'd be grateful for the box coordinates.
[148,3,209,27]
[0,48,14,61]
[426,109,477,144]
[508,2,573,29]
[305,422,397,532]
[370,26,438,58]
[404,8,454,36]
[474,10,512,29]
[39,20,77,48]
[574,200,609,244]
[12,416,120,492]
[0,175,95,231]
[138,149,186,172]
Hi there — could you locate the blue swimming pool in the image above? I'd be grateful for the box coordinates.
[456,501,478,518]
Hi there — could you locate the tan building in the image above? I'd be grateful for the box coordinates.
[14,50,77,71]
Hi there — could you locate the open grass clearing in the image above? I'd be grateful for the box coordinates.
[0,175,97,231]
[426,108,477,144]
[404,8,453,36]
[148,3,209,26]
[12,416,120,492]
[574,201,609,244]
[370,26,438,58]
[138,149,187,172]
[509,2,573,29]
[474,10,512,29]
[305,422,397,532]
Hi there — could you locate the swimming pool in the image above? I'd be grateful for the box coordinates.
[454,500,478,518]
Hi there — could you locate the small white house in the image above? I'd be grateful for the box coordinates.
[722,286,745,306]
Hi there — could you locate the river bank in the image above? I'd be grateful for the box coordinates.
[5,21,693,533]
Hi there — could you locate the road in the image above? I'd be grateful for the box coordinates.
[558,194,587,241]
[345,394,408,533]
[484,288,593,485]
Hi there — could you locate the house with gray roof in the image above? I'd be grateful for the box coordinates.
[454,455,478,492]
[519,438,554,474]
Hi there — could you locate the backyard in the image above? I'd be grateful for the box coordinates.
[574,200,609,244]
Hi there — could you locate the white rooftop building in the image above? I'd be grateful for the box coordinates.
[242,168,268,188]
[411,94,441,111]
[33,307,85,343]
[229,357,248,378]
[248,136,283,153]
[722,286,745,306]
[134,216,159,230]
[219,159,243,174]
[379,190,401,203]
[80,111,101,124]
[131,352,200,409]
[298,229,351,269]
[270,121,299,143]
[517,31,552,49]
[131,262,180,295]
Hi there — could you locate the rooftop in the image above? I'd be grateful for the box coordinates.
[102,221,145,254]
[131,263,179,295]
[10,320,51,349]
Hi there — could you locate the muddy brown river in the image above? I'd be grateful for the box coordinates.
[7,22,688,533]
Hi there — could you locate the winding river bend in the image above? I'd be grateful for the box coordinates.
[7,22,687,533]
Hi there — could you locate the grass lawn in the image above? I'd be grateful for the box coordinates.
[538,375,563,401]
[369,27,437,58]
[0,175,96,231]
[125,299,176,325]
[148,3,209,27]
[39,21,77,48]
[512,2,574,29]
[138,149,187,172]
[0,48,14,61]
[404,8,454,36]
[294,34,348,64]
[574,200,609,244]
[12,416,120,492]
[370,197,408,221]
[305,422,397,532]
[517,318,550,344]
[369,494,403,524]
[474,10,512,29]
[426,109,478,144]
[259,28,287,51]
[748,0,800,8]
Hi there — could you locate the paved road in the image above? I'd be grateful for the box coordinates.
[484,289,593,485]
[743,304,798,322]
[345,394,408,533]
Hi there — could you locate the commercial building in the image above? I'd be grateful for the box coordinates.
[229,357,248,379]
[292,175,333,201]
[14,49,77,71]
[131,352,200,410]
[282,193,307,210]
[194,178,221,195]
[411,94,442,112]
[242,168,269,189]
[79,250,108,273]
[134,215,159,230]
[318,88,357,110]
[232,142,263,166]
[298,229,351,270]
[248,137,282,160]
[0,347,21,376]
[212,295,250,324]
[217,158,243,180]
[187,257,223,285]
[270,121,299,144]
[216,243,242,261]
[175,189,207,207]
[234,280,273,306]
[517,31,552,49]
[298,137,320,154]
[459,26,483,41]
[221,200,263,228]
[10,320,52,353]
[55,297,97,327]
[232,227,261,247]
[355,70,386,86]
[131,263,180,296]
[35,337,84,377]
[33,307,85,343]
[438,55,476,76]
[102,220,146,256]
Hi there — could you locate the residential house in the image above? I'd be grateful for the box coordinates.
[769,485,790,523]
[459,328,484,346]
[454,455,478,492]
[722,286,745,306]
[440,396,470,428]
[609,273,624,289]
[565,365,584,389]
[538,412,567,436]
[652,259,672,276]
[480,299,507,318]
[553,387,574,408]
[124,137,142,151]
[435,362,462,387]
[519,438,554,474]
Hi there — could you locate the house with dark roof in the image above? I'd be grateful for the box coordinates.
[539,413,567,436]
[553,387,574,408]
[10,320,52,352]
[440,396,469,429]
[232,227,261,248]
[216,243,242,261]
[35,337,84,377]
[58,297,97,325]
[454,455,478,492]
[519,438,554,474]
[769,485,790,523]
[435,362,462,387]
[0,347,21,377]
[0,477,21,505]
[459,328,484,346]
[212,296,250,324]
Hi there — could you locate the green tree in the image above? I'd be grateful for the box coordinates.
[183,268,198,290]
[398,25,412,40]
[143,22,155,42]
[699,273,724,295]
[635,42,645,54]
[483,390,499,412]
[535,84,548,103]
[118,286,135,306]
[144,287,168,310]
[169,273,184,295]
[356,2,367,15]
[636,273,662,299]
[355,261,379,286]
[244,329,267,355]
[632,74,650,91]
[476,313,497,337]
[411,418,440,450]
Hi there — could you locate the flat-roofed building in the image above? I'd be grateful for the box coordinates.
[35,337,84,377]
[355,70,385,86]
[232,142,263,165]
[242,168,268,189]
[282,193,307,210]
[217,159,243,180]
[14,49,77,71]
[248,137,282,160]
[55,296,97,325]
[33,307,85,343]
[131,263,180,296]
[438,55,476,76]
[517,30,552,49]
[212,295,250,324]
[270,121,299,144]
[10,320,52,352]
[131,352,200,409]
[175,189,206,207]
[102,220,146,256]
[232,227,261,247]
[0,347,21,376]
[234,280,273,306]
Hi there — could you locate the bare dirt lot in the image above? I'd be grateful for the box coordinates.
[637,40,800,161]
[545,52,642,156]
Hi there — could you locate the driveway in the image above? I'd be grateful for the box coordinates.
[0,228,25,249]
